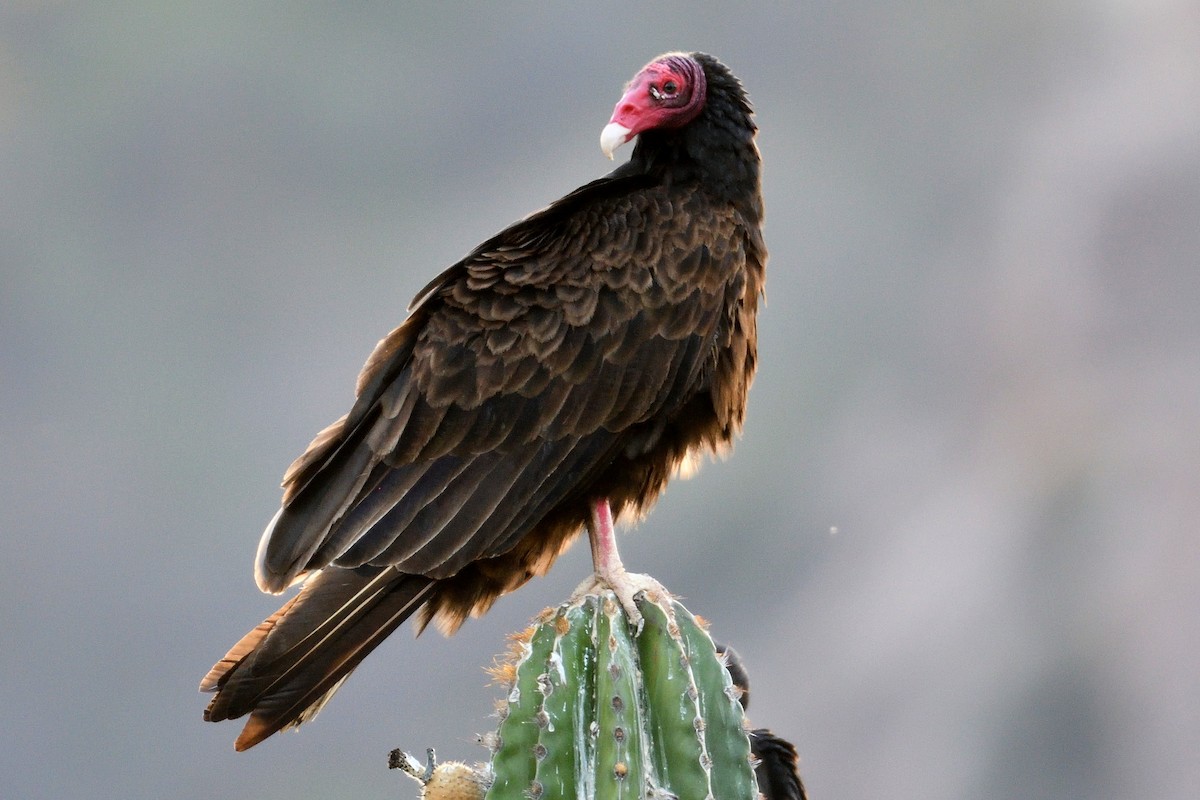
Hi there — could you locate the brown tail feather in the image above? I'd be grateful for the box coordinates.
[201,566,435,750]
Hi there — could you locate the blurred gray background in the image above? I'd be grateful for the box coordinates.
[3,3,1197,799]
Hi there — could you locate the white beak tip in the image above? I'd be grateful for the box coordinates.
[600,122,633,159]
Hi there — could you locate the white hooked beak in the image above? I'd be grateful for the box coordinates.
[600,122,633,160]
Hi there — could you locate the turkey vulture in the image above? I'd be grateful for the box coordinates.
[201,51,765,750]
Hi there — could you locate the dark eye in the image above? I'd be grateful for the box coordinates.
[663,80,678,94]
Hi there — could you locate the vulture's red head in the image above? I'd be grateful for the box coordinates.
[600,52,708,159]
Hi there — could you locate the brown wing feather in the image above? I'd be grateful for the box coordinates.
[210,180,763,746]
[257,184,749,596]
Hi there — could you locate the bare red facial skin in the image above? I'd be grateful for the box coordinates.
[608,55,707,140]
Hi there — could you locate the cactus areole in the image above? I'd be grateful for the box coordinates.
[482,590,758,800]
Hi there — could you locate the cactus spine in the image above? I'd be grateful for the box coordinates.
[483,591,757,800]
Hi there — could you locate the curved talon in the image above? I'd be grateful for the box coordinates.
[569,569,672,633]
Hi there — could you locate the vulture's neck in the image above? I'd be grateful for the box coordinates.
[629,96,761,225]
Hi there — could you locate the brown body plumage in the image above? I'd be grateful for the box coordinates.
[202,52,765,750]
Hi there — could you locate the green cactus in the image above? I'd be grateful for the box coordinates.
[393,590,758,800]
[482,590,758,800]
